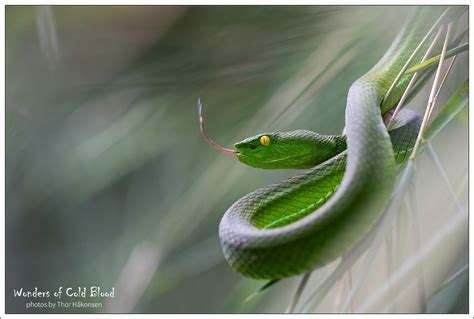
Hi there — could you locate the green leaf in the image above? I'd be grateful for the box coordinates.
[425,79,468,140]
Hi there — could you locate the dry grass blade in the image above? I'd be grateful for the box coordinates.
[427,38,464,121]
[383,8,450,105]
[388,27,443,127]
[410,23,452,160]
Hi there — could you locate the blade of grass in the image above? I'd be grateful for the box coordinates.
[405,42,468,74]
[243,279,279,304]
[286,272,312,313]
[358,209,467,312]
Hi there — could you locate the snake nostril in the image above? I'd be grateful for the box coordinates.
[250,145,257,150]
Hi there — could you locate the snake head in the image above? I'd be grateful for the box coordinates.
[234,130,346,170]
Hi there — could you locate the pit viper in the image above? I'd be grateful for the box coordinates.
[200,7,448,279]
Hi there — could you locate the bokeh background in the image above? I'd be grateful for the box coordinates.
[6,5,468,313]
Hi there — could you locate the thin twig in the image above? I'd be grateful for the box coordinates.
[410,23,452,160]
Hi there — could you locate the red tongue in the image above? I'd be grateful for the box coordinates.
[198,97,239,155]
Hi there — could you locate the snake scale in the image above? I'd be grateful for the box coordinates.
[201,7,446,279]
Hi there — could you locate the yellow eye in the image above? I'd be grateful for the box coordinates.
[260,135,270,146]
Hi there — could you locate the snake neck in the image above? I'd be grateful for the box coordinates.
[301,133,347,169]
[272,132,347,169]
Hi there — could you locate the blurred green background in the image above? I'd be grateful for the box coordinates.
[6,5,468,313]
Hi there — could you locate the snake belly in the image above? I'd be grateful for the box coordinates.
[219,8,440,279]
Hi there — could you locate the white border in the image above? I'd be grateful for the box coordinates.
[1,2,471,318]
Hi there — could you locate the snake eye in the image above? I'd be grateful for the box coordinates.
[260,135,270,146]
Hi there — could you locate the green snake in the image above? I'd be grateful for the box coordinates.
[200,7,445,279]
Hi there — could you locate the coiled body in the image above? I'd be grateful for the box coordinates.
[219,8,439,279]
